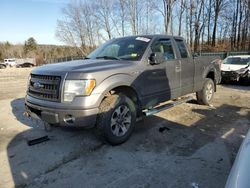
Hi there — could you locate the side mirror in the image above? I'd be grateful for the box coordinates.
[149,52,165,65]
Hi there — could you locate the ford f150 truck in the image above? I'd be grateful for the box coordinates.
[25,35,221,145]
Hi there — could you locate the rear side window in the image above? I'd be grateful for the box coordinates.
[151,39,175,60]
[175,39,188,58]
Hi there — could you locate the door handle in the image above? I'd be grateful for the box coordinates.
[176,60,181,72]
[175,66,181,72]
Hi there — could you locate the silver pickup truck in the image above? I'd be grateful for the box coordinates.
[25,35,221,145]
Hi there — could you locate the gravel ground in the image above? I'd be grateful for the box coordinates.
[0,67,249,188]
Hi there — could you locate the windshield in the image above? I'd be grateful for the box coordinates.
[223,57,250,65]
[87,37,151,61]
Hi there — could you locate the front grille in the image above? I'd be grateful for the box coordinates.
[28,74,61,102]
[221,71,237,77]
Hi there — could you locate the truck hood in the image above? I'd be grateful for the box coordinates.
[32,59,136,75]
[221,64,247,71]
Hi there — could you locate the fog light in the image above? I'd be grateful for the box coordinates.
[64,115,75,125]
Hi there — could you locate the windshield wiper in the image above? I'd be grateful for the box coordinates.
[96,56,121,60]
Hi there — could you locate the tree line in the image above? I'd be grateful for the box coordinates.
[56,0,250,54]
[0,37,83,62]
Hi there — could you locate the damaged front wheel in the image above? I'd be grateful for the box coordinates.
[96,93,136,145]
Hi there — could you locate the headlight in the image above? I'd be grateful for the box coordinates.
[63,79,96,102]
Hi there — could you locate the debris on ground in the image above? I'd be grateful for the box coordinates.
[216,114,224,118]
[191,182,199,188]
[217,158,224,163]
[208,104,216,109]
[159,126,170,133]
[27,135,50,146]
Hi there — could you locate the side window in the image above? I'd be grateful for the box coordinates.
[175,39,189,58]
[151,39,175,60]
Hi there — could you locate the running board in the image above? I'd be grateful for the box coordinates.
[143,96,193,116]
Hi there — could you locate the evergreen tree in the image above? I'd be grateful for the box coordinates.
[24,37,37,54]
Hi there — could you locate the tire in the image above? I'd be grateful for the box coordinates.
[96,93,136,145]
[196,78,215,105]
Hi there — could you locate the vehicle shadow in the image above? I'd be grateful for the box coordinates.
[221,81,250,88]
[10,98,43,129]
[5,98,250,187]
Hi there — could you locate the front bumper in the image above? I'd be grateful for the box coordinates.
[221,70,250,83]
[25,100,99,128]
[221,71,239,82]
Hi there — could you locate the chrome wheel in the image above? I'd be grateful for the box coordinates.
[110,105,131,137]
[206,82,213,101]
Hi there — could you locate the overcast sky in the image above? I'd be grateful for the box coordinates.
[0,0,70,45]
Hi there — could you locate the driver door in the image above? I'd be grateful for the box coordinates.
[142,38,181,108]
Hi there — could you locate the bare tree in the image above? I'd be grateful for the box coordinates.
[207,0,212,45]
[56,1,88,55]
[54,0,250,52]
[189,0,194,49]
[194,0,205,52]
[185,1,190,44]
[137,0,157,34]
[163,0,175,34]
[126,0,139,35]
[94,0,114,39]
[56,1,99,55]
[80,1,96,47]
[178,0,185,36]
[116,0,127,36]
[211,0,224,46]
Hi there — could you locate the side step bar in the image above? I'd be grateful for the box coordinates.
[143,96,193,116]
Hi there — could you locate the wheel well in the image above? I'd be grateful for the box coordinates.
[111,86,139,104]
[206,71,216,91]
[106,86,141,115]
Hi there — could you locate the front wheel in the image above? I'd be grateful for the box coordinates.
[96,94,136,145]
[196,78,215,105]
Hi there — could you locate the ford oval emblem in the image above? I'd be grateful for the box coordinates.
[33,82,44,89]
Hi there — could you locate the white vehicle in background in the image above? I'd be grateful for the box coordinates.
[4,58,17,67]
[221,55,250,83]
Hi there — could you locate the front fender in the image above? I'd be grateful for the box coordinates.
[91,74,138,106]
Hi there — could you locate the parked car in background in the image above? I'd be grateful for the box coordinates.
[0,63,7,69]
[221,55,250,83]
[16,62,35,68]
[4,58,17,67]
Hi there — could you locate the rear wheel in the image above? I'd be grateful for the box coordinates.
[196,78,215,105]
[96,93,136,145]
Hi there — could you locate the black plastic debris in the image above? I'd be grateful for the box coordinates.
[27,135,50,146]
[159,126,170,133]
[217,158,223,163]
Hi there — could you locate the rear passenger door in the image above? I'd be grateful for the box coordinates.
[174,39,194,95]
